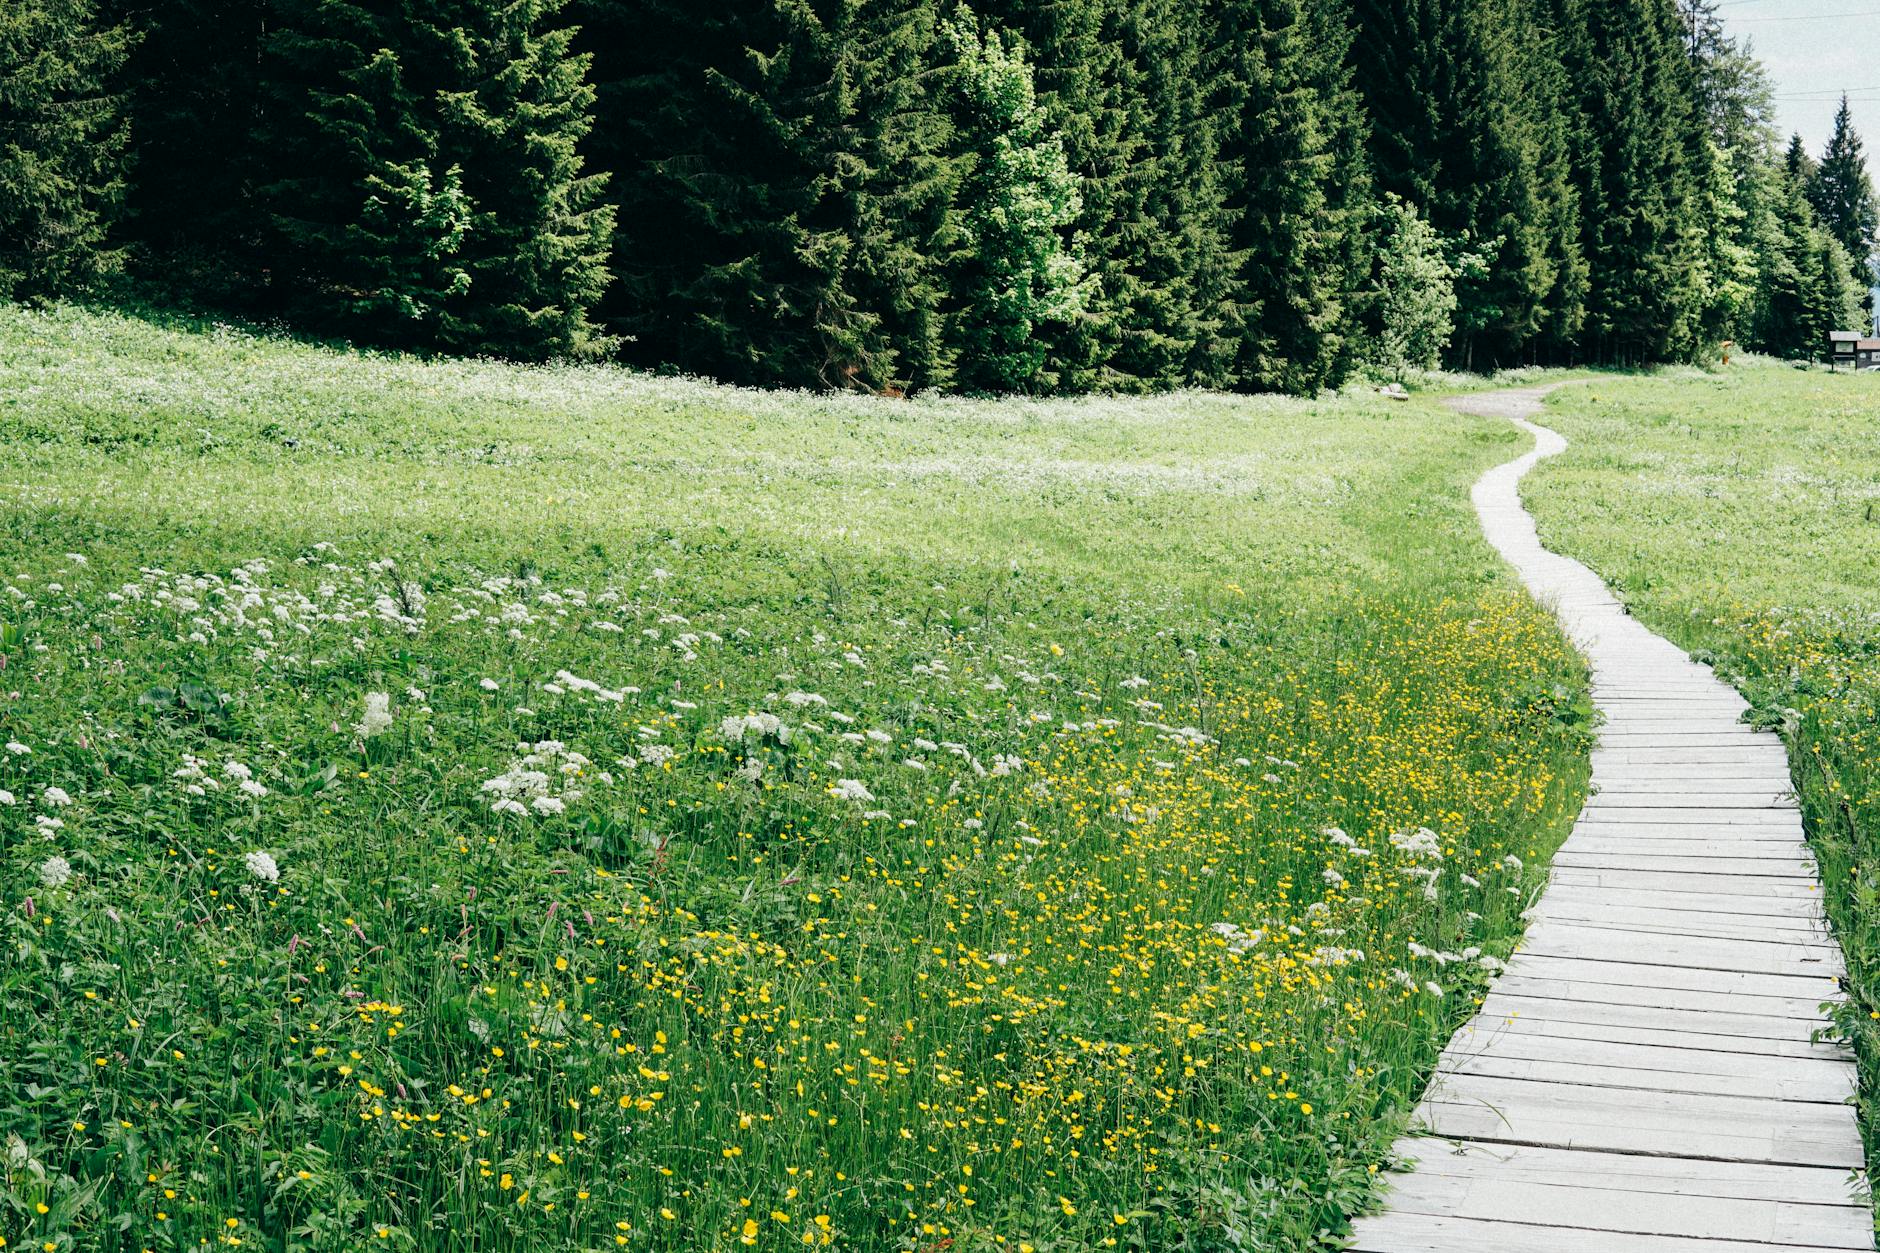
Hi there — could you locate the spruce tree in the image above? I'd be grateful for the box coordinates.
[1351,0,1573,368]
[1806,97,1878,300]
[578,0,953,389]
[421,0,616,359]
[1555,0,1705,363]
[253,0,612,358]
[1216,0,1367,394]
[253,2,473,346]
[0,0,131,302]
[1127,0,1236,388]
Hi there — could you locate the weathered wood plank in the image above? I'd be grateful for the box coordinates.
[1349,1211,1865,1253]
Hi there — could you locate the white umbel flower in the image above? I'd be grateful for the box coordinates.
[829,778,873,803]
[244,850,281,882]
[39,855,71,888]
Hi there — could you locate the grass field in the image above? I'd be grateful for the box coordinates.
[0,305,1591,1252]
[1524,361,1880,1185]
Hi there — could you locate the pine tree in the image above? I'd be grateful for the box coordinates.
[253,2,473,346]
[1751,155,1843,358]
[578,0,953,389]
[0,0,131,302]
[941,8,1089,393]
[1806,97,1878,298]
[1351,0,1586,368]
[1365,194,1459,379]
[1124,0,1235,388]
[1680,0,1776,349]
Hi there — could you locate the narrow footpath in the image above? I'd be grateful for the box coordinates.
[1347,387,1872,1253]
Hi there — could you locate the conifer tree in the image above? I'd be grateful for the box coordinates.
[941,8,1089,393]
[1555,0,1705,363]
[1127,0,1236,388]
[1806,97,1878,299]
[253,0,612,358]
[0,0,131,301]
[578,0,953,389]
[1365,194,1459,379]
[422,0,616,359]
[1350,0,1568,367]
[253,2,473,346]
[1216,0,1367,394]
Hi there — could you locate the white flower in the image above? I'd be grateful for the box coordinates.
[41,786,72,807]
[239,779,268,799]
[720,712,786,743]
[5,741,29,755]
[479,678,500,691]
[1389,827,1444,862]
[39,856,71,888]
[531,796,567,815]
[244,851,280,882]
[830,778,874,803]
[0,789,12,805]
[224,761,253,780]
[355,691,394,739]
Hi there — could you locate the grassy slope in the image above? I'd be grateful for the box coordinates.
[1525,361,1880,1204]
[0,305,1589,1252]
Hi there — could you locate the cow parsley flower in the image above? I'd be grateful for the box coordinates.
[41,786,72,807]
[244,851,280,882]
[39,855,71,888]
[830,778,873,803]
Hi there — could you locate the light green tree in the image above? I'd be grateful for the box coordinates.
[942,9,1091,393]
[1367,196,1459,379]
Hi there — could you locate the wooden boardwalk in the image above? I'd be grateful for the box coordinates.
[1347,388,1873,1252]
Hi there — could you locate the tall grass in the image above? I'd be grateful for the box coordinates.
[0,305,1590,1251]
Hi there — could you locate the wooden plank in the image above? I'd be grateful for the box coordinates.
[1499,952,1841,1001]
[1482,984,1837,1032]
[1516,922,1842,976]
[1570,806,1810,826]
[1439,1048,1855,1103]
[1387,1139,1864,1207]
[1535,883,1829,921]
[1440,1024,1851,1083]
[1348,1211,1865,1253]
[1417,1075,1861,1167]
[1375,1167,1872,1247]
[1470,1007,1849,1060]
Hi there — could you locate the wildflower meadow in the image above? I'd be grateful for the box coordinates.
[0,306,1593,1251]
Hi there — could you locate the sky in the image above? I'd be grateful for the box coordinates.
[1720,0,1880,155]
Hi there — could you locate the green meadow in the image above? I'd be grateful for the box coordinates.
[0,305,1592,1251]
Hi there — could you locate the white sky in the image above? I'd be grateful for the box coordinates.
[1720,0,1880,155]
